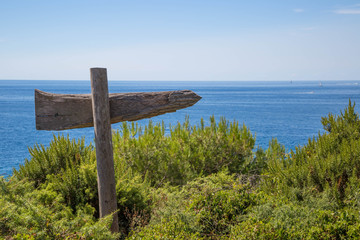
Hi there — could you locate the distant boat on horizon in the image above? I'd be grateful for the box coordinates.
[319,81,323,87]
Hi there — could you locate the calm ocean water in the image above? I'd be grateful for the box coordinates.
[0,80,359,176]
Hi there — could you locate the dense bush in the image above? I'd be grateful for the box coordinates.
[266,101,360,205]
[129,101,360,239]
[235,100,360,239]
[2,103,360,239]
[1,116,259,239]
[113,117,260,187]
[14,135,94,186]
[228,194,360,239]
[0,176,119,239]
[129,170,257,239]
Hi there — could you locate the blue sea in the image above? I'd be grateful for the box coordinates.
[1,80,359,177]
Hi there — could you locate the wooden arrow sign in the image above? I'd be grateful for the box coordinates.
[34,68,201,233]
[35,89,201,130]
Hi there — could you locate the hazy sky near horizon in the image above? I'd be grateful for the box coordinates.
[1,0,360,81]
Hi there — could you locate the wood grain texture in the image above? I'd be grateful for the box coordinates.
[90,68,119,233]
[35,89,201,130]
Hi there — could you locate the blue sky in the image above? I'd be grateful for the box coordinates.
[1,0,359,80]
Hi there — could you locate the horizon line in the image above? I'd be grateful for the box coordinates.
[1,79,359,82]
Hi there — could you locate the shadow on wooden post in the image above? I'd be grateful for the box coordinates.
[90,68,119,233]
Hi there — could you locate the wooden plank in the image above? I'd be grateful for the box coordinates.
[90,68,119,233]
[35,89,201,130]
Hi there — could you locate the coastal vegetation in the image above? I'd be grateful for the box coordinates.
[1,101,360,239]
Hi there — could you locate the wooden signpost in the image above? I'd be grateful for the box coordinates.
[35,68,201,233]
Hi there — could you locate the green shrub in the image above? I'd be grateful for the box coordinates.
[229,201,360,240]
[4,134,152,238]
[129,170,257,239]
[13,135,94,186]
[113,116,259,187]
[127,217,203,240]
[266,101,360,205]
[0,176,119,239]
[44,158,98,213]
[242,100,360,239]
[185,170,255,236]
[6,105,360,240]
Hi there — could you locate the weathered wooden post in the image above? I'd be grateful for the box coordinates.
[34,67,201,233]
[90,68,119,232]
